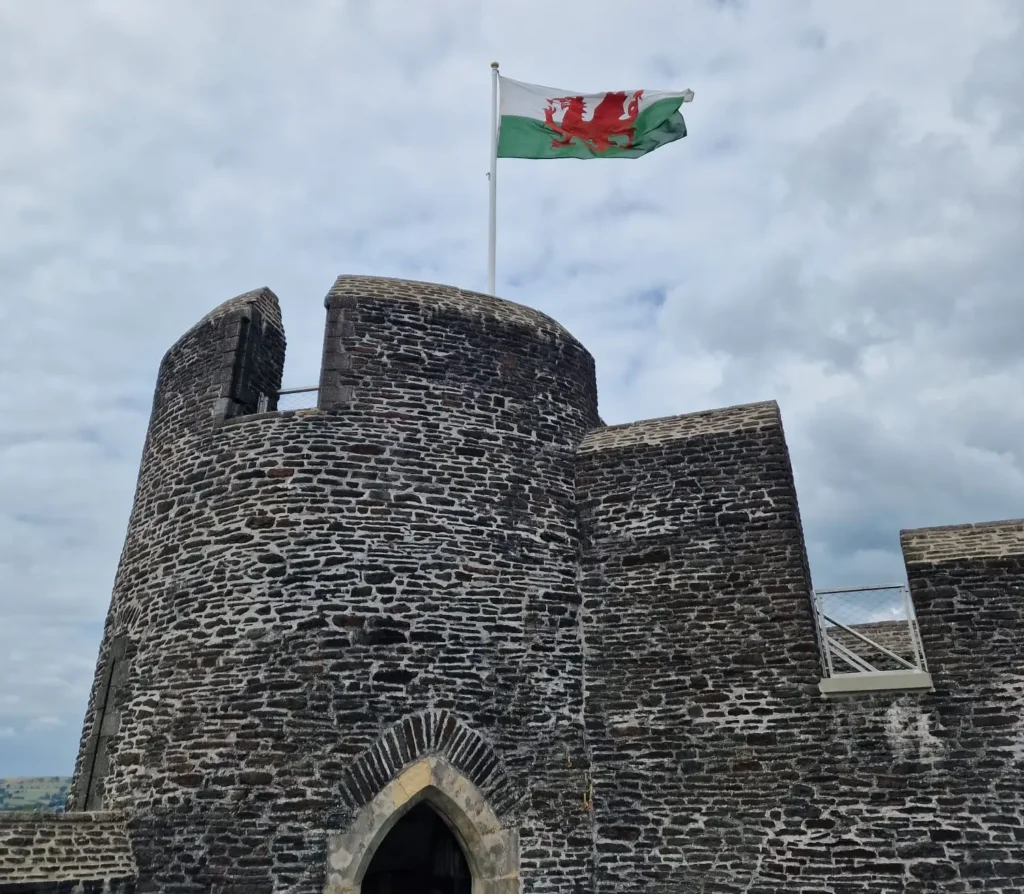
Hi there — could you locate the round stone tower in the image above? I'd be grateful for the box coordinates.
[69,276,601,893]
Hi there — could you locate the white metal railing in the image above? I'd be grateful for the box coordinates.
[257,386,319,413]
[813,584,928,678]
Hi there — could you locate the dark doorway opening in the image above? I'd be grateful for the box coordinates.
[362,801,472,894]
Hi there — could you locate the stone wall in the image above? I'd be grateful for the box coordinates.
[70,286,285,814]
[575,405,1024,892]
[59,276,1024,893]
[69,277,600,893]
[896,519,1024,886]
[574,399,1024,892]
[576,401,824,892]
[0,811,135,891]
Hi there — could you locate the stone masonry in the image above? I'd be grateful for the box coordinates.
[0,811,135,891]
[2,276,1021,893]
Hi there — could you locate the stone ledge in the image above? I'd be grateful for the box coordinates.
[578,400,780,454]
[818,670,934,697]
[900,518,1024,565]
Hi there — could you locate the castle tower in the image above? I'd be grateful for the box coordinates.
[68,276,600,892]
[46,274,1023,894]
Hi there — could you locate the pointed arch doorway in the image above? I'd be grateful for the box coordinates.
[361,801,471,894]
[324,756,520,894]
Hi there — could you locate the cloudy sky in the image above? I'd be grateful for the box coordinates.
[1,0,1022,777]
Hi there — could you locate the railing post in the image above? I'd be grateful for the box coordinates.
[815,590,835,678]
[900,585,926,672]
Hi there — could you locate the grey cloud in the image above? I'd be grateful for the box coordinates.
[955,2,1024,140]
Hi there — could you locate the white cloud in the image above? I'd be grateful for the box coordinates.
[0,0,1021,774]
[26,717,66,731]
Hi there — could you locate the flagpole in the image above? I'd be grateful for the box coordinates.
[487,61,499,295]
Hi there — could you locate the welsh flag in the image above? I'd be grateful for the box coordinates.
[497,77,694,160]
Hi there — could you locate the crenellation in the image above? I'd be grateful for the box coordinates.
[26,275,1022,894]
[900,517,1024,565]
[577,400,780,453]
[324,275,580,343]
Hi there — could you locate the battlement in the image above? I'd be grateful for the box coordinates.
[168,285,283,353]
[324,274,581,343]
[901,517,1024,564]
[318,275,598,427]
[578,400,779,453]
[576,398,802,552]
[898,517,1024,688]
[147,275,601,439]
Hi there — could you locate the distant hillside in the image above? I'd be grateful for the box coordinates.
[0,776,72,812]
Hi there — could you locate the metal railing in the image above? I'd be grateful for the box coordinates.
[257,386,319,413]
[813,584,928,678]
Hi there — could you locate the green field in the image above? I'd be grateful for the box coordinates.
[0,776,72,812]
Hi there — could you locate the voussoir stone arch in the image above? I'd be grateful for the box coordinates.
[323,754,520,894]
[334,709,523,820]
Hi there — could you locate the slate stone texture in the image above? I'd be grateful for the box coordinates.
[45,276,1022,894]
[65,276,600,893]
[0,810,135,892]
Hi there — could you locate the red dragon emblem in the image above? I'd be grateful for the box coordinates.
[542,90,644,152]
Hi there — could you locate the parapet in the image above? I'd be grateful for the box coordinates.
[148,276,600,437]
[576,396,820,691]
[324,274,584,345]
[578,400,780,454]
[168,285,283,353]
[900,518,1024,565]
[899,518,1024,682]
[319,275,600,435]
[575,400,804,553]
[152,286,286,429]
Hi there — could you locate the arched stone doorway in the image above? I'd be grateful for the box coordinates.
[362,801,471,893]
[324,756,519,894]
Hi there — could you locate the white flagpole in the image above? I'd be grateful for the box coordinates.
[487,61,499,295]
